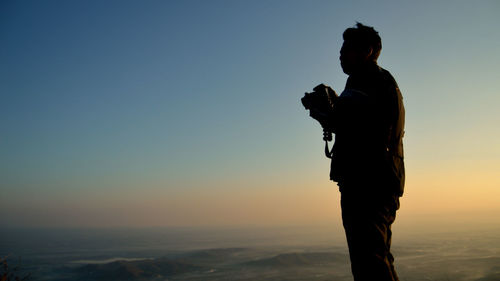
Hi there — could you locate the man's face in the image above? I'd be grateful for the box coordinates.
[339,41,371,75]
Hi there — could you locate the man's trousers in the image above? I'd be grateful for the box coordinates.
[340,186,400,281]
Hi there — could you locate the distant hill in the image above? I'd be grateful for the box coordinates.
[74,257,202,281]
[70,250,349,280]
[185,247,247,258]
[178,247,248,265]
[242,252,348,267]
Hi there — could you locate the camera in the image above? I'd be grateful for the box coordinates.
[301,84,338,136]
[301,84,338,156]
[301,84,337,112]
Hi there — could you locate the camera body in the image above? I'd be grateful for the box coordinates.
[301,84,338,139]
[301,84,337,112]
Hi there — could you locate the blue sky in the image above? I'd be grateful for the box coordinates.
[1,0,499,228]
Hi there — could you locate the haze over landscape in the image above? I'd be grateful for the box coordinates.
[1,1,500,280]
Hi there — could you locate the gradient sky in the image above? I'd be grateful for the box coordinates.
[1,0,499,229]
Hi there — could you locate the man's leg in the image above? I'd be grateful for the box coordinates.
[386,220,399,280]
[340,189,399,281]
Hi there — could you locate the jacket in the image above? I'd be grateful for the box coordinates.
[328,62,405,196]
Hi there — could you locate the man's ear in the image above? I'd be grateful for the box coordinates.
[364,47,374,60]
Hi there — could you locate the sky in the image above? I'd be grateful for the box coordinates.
[1,0,499,230]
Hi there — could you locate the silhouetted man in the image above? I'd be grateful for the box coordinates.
[307,23,405,281]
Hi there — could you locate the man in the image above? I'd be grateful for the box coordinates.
[309,23,405,281]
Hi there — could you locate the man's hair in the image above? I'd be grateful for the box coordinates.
[343,22,382,61]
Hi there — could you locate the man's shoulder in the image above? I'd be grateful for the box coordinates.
[378,67,401,89]
[376,66,394,81]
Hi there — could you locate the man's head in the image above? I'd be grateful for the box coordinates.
[340,23,382,75]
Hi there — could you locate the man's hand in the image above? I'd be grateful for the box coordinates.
[313,84,338,103]
[309,108,326,122]
[309,108,331,129]
[302,83,337,133]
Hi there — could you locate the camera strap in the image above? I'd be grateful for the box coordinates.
[324,140,333,159]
